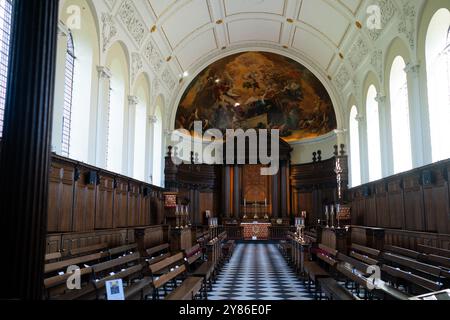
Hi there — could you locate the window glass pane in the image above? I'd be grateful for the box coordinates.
[390,56,412,173]
[0,0,12,138]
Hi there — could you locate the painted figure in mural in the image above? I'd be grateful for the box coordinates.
[176,52,337,141]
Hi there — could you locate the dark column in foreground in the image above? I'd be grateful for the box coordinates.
[0,0,59,299]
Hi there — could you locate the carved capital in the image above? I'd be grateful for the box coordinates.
[148,115,158,124]
[355,114,365,123]
[375,93,386,104]
[128,95,139,106]
[404,63,420,75]
[97,66,112,79]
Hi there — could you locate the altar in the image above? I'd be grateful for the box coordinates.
[241,222,272,240]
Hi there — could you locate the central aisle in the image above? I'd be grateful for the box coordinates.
[209,243,314,300]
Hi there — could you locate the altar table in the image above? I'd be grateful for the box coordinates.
[241,223,271,240]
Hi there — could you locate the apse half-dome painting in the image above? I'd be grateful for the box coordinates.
[176,51,337,142]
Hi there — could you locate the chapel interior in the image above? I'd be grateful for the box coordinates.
[0,0,450,301]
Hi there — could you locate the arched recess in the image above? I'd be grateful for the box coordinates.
[417,0,450,164]
[55,0,100,163]
[152,95,165,187]
[425,8,450,162]
[132,73,151,182]
[362,72,383,182]
[105,41,130,174]
[169,46,345,133]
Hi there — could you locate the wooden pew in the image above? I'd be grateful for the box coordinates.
[382,252,446,281]
[417,245,450,258]
[318,277,361,301]
[108,243,138,259]
[149,253,203,300]
[303,244,338,299]
[91,252,152,300]
[145,243,171,265]
[384,245,420,260]
[350,243,380,265]
[69,243,108,257]
[44,251,108,275]
[381,264,443,294]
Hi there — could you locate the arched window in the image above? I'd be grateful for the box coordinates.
[366,85,382,182]
[61,32,75,157]
[0,0,12,138]
[152,106,163,187]
[349,106,361,187]
[390,56,412,173]
[426,9,450,162]
[133,96,147,182]
[106,60,125,174]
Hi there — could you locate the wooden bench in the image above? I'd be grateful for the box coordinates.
[69,243,108,257]
[417,245,450,258]
[145,243,171,265]
[108,243,138,259]
[318,278,361,300]
[222,240,235,262]
[149,253,203,300]
[384,245,420,260]
[44,251,109,275]
[381,264,443,294]
[91,252,152,300]
[350,243,380,266]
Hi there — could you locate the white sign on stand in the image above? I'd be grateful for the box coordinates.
[105,279,125,301]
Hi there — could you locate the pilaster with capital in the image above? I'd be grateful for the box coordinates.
[95,66,112,168]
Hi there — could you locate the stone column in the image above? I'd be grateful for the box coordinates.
[95,66,112,169]
[126,95,139,177]
[405,63,425,168]
[0,0,60,299]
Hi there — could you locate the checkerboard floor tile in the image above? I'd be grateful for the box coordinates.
[208,243,314,301]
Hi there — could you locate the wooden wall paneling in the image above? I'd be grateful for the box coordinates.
[139,187,151,226]
[375,182,389,227]
[47,160,74,232]
[127,181,141,227]
[403,174,425,231]
[95,173,114,229]
[61,228,129,252]
[199,192,214,224]
[114,178,128,228]
[72,167,97,232]
[365,187,377,227]
[387,178,404,229]
[46,234,62,254]
[423,167,449,234]
[298,191,313,218]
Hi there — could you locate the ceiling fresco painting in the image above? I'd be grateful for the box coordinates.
[176,52,337,142]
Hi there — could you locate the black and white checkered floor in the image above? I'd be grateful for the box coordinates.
[208,243,314,300]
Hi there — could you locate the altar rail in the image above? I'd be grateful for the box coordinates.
[269,225,296,240]
[224,225,244,240]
